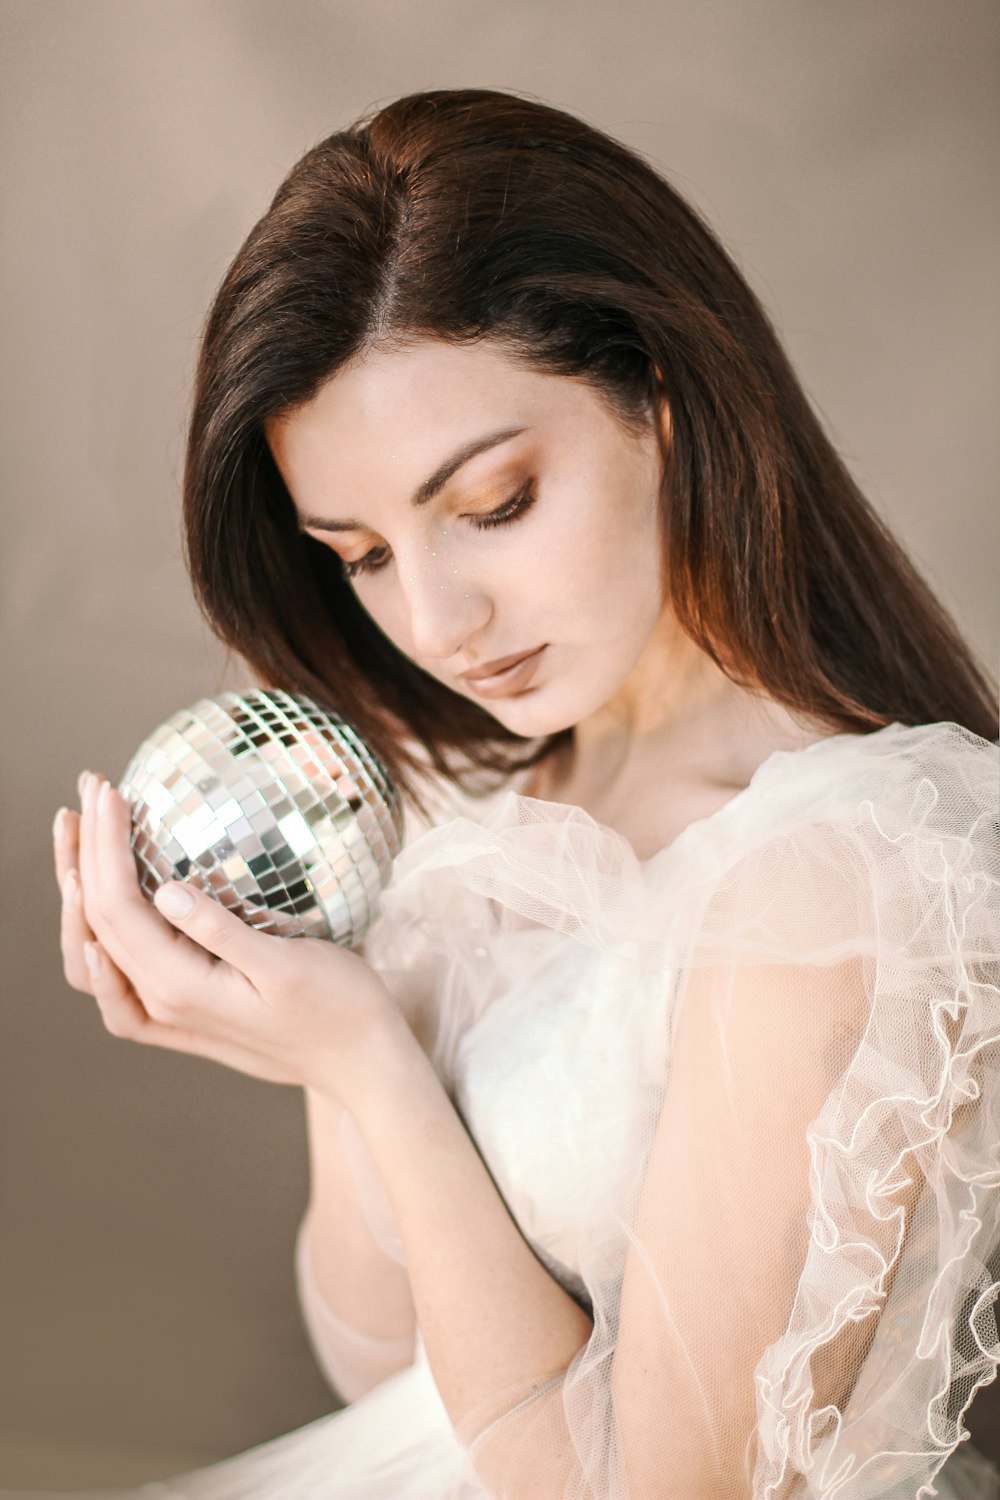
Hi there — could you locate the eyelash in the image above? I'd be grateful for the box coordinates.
[338,480,537,580]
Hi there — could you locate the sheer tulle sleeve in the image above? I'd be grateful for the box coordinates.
[293,1210,414,1405]
[409,723,1000,1500]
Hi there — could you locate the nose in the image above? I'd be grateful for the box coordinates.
[398,552,492,665]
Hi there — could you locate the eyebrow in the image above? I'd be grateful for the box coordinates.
[297,425,529,533]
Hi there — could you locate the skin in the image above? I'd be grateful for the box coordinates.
[50,336,832,1490]
[266,337,827,853]
[265,338,671,746]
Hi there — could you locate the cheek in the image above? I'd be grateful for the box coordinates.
[339,574,407,650]
[365,592,418,652]
[553,493,663,629]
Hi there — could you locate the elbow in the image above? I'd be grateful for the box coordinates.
[301,1308,417,1406]
[298,1298,417,1406]
[293,1215,417,1404]
[324,1338,418,1407]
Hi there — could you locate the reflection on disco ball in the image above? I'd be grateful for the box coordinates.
[118,690,403,948]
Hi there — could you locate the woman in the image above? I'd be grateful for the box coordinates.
[44,89,999,1499]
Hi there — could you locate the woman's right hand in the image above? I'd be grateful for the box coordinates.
[51,772,305,1083]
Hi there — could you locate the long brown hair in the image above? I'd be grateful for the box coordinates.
[182,88,998,819]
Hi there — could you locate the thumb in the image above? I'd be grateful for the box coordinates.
[153,880,279,975]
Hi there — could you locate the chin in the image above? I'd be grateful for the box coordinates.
[485,691,581,741]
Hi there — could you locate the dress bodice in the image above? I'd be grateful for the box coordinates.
[453,933,672,1309]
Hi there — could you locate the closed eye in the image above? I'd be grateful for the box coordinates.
[338,479,537,581]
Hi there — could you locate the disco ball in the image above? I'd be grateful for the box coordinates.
[118,690,403,947]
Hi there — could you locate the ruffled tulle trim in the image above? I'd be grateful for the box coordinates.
[365,721,1000,1497]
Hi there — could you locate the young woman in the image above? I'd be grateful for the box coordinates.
[45,89,999,1499]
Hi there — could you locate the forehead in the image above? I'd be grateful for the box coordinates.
[264,339,602,500]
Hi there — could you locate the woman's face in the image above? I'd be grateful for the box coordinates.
[265,338,670,741]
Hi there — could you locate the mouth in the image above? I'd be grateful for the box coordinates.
[462,645,546,699]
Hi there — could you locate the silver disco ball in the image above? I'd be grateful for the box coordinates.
[118,690,403,947]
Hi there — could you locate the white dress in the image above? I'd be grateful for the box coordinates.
[15,720,1000,1499]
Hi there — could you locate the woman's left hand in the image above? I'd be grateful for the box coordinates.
[59,771,401,1103]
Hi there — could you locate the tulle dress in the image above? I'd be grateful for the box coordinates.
[18,720,1000,1499]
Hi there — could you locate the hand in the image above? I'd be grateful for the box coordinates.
[52,770,401,1103]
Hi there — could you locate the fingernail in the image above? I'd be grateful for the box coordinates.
[97,780,109,814]
[53,807,69,845]
[63,870,80,912]
[156,883,195,918]
[77,770,91,804]
[82,775,96,811]
[84,941,101,976]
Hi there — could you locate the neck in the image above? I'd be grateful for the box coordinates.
[552,623,826,800]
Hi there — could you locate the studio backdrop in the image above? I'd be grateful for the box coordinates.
[1,0,997,1488]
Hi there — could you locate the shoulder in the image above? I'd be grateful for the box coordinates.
[668,720,998,966]
[705,719,997,864]
[830,717,995,797]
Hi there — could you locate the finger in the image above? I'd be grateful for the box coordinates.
[78,774,150,984]
[77,772,102,935]
[78,772,151,978]
[55,801,98,993]
[151,877,287,980]
[60,864,98,993]
[84,938,155,1040]
[52,803,81,893]
[79,773,133,982]
[86,774,267,1017]
[83,938,293,1082]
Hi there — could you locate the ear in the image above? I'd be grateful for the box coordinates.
[653,379,672,452]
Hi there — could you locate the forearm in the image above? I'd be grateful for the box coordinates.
[335,1015,594,1490]
[299,1087,417,1400]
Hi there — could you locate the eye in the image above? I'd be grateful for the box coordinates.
[469,478,537,534]
[340,545,389,581]
[339,480,537,581]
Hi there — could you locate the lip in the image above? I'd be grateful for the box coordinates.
[460,645,545,682]
[461,645,546,698]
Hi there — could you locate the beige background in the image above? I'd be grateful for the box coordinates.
[2,0,998,1489]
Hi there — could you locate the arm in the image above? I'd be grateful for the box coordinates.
[324,837,921,1500]
[296,1087,418,1404]
[330,1018,595,1493]
[336,962,872,1500]
[609,945,876,1498]
[296,916,446,1405]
